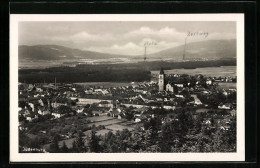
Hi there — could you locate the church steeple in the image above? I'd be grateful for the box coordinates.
[160,67,165,74]
[158,67,165,92]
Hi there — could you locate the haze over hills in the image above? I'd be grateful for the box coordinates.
[19,39,236,62]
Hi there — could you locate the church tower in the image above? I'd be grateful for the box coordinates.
[158,68,165,92]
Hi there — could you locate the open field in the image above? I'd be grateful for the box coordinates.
[87,115,113,122]
[151,66,236,77]
[218,82,237,89]
[106,124,135,131]
[74,82,138,88]
[87,118,123,127]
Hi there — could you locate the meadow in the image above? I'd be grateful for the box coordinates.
[218,82,237,89]
[151,66,236,77]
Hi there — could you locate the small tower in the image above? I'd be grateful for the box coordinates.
[158,68,165,92]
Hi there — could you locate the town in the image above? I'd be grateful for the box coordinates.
[18,68,237,153]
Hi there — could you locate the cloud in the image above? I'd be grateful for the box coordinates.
[157,41,182,49]
[87,42,144,55]
[19,22,236,56]
[159,27,179,35]
[126,26,186,42]
[50,31,114,43]
[127,26,154,36]
[86,39,183,56]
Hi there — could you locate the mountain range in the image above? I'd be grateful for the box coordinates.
[19,39,236,61]
[148,39,236,60]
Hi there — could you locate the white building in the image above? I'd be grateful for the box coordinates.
[52,112,66,119]
[166,83,174,92]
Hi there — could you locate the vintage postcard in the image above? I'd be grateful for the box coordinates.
[10,14,244,162]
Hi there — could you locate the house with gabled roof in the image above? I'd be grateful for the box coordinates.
[52,111,66,119]
[218,103,232,110]
[38,106,51,116]
[38,98,49,107]
[25,113,38,122]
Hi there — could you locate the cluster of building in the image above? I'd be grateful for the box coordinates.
[18,68,237,131]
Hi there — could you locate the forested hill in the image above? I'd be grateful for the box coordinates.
[147,39,236,60]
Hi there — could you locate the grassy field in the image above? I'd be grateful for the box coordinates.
[218,82,237,89]
[87,118,123,127]
[106,124,135,131]
[88,115,113,122]
[151,66,236,77]
[74,82,137,88]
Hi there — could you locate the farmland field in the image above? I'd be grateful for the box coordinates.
[74,82,138,88]
[218,82,237,89]
[87,115,113,122]
[151,66,236,77]
[87,118,123,127]
[106,124,135,131]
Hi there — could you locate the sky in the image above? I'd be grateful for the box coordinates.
[19,21,236,56]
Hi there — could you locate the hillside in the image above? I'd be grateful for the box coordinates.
[19,45,127,60]
[19,39,236,62]
[147,39,236,60]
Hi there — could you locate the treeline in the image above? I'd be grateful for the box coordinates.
[135,59,236,70]
[74,59,236,71]
[19,69,151,83]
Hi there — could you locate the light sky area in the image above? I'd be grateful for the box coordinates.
[19,21,236,55]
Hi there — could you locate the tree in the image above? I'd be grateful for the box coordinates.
[74,131,86,152]
[19,101,27,109]
[49,134,60,153]
[60,141,69,153]
[116,129,132,152]
[160,121,182,152]
[178,110,194,134]
[125,112,134,120]
[181,90,190,98]
[194,113,205,133]
[70,101,76,106]
[102,131,119,152]
[88,130,102,152]
[84,104,91,108]
[71,140,78,153]
[19,131,31,147]
[58,105,72,114]
[213,117,236,152]
[84,108,93,117]
[148,117,161,144]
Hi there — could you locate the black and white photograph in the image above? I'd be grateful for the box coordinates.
[10,14,245,162]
